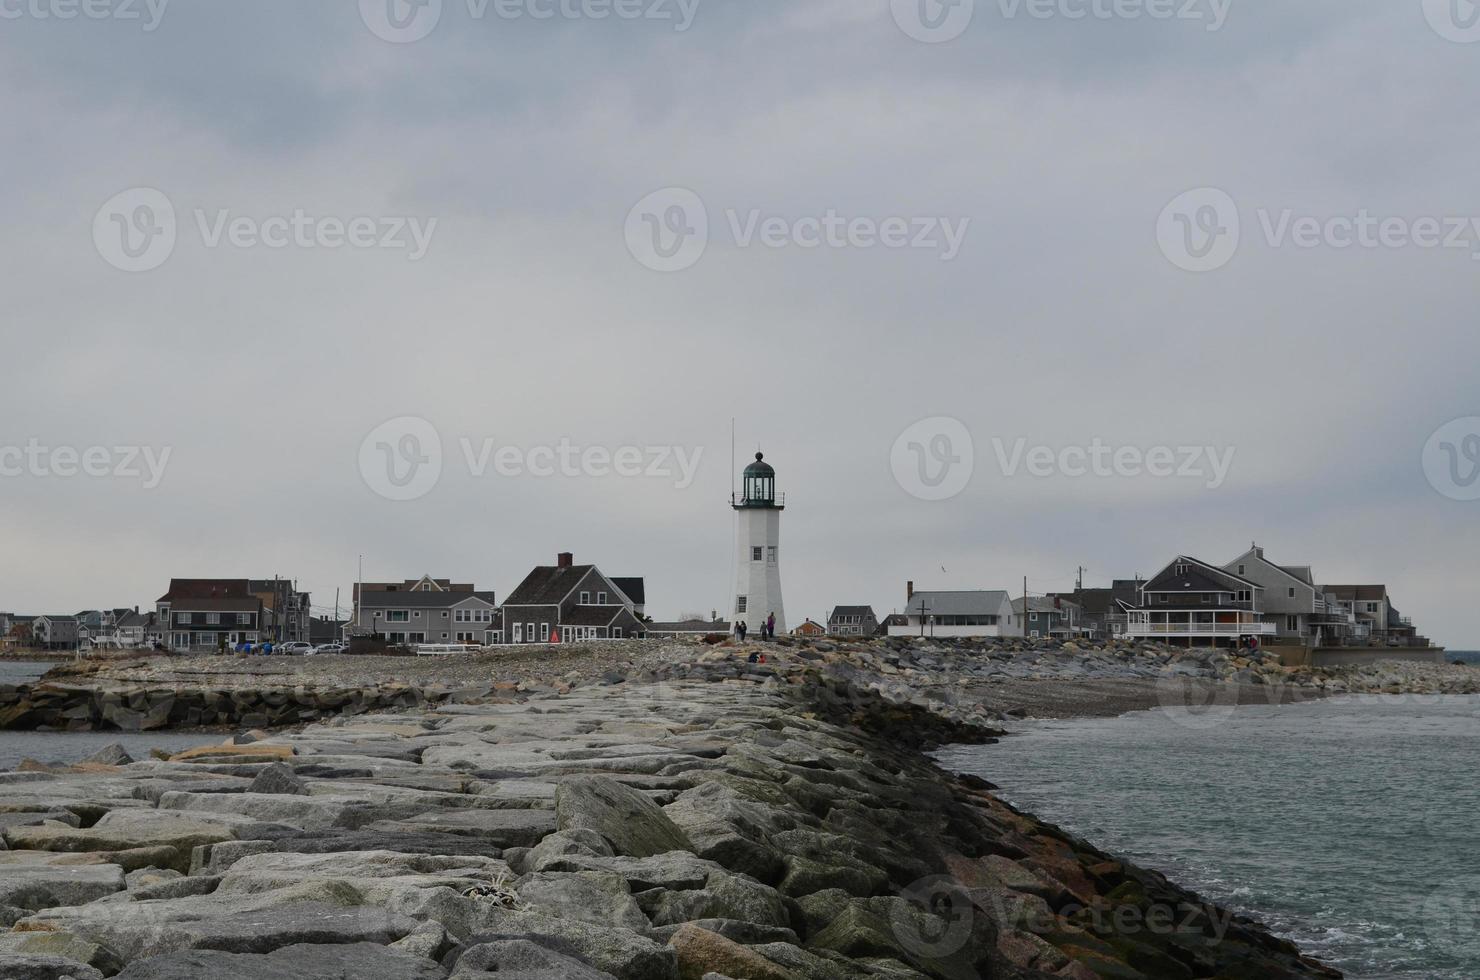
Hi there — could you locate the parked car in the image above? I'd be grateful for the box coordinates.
[277,641,314,656]
[310,643,345,656]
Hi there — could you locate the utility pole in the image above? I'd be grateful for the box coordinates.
[1077,566,1085,592]
[1023,576,1029,638]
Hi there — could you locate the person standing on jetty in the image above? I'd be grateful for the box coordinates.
[736,619,747,642]
[766,611,776,640]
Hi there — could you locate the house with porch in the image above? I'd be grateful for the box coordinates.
[1124,556,1275,645]
[498,554,645,644]
[156,580,266,650]
[889,582,1015,639]
[1222,546,1358,646]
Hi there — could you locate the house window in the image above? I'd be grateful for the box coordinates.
[513,623,524,643]
[580,591,591,604]
[178,613,193,624]
[386,610,409,623]
[441,611,449,618]
[752,547,763,561]
[1029,612,1038,622]
[1175,563,1189,575]
[1237,590,1252,602]
[238,613,250,625]
[736,596,747,614]
[1287,616,1298,631]
[1238,565,1246,576]
[408,633,426,643]
[206,613,220,624]
[388,632,406,643]
[1366,602,1378,613]
[598,593,607,605]
[541,623,551,641]
[456,632,474,642]
[1288,588,1296,598]
[613,628,622,638]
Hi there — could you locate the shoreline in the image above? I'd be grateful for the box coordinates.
[1,636,1472,977]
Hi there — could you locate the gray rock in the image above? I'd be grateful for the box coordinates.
[0,953,105,980]
[555,775,694,859]
[451,939,615,979]
[247,764,308,796]
[21,898,420,963]
[81,744,135,767]
[450,911,678,980]
[0,863,127,911]
[650,918,800,946]
[515,872,650,933]
[364,808,555,847]
[525,829,615,873]
[110,941,446,979]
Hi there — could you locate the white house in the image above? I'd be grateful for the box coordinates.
[889,584,1016,639]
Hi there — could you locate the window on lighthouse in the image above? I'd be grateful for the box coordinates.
[751,547,763,561]
[736,596,748,614]
[767,547,777,564]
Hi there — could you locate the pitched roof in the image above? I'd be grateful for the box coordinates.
[504,565,597,606]
[1146,556,1259,592]
[157,579,252,602]
[115,611,154,629]
[359,590,496,608]
[1012,596,1076,614]
[1324,585,1388,602]
[904,591,1010,617]
[611,578,645,606]
[829,606,876,619]
[173,597,261,613]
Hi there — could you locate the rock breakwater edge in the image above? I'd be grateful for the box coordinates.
[0,635,1420,978]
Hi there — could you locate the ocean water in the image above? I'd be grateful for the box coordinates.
[0,660,214,769]
[937,695,1480,980]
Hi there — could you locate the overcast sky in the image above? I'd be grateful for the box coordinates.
[2,0,1477,646]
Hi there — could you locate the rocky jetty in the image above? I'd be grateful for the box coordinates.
[0,641,1351,980]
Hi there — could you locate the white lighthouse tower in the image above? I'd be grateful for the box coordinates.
[732,452,785,636]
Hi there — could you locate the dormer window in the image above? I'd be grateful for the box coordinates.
[580,591,591,605]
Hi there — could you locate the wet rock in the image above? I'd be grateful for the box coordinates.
[666,924,793,980]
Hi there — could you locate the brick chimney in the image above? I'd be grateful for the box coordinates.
[906,581,914,601]
[557,552,574,569]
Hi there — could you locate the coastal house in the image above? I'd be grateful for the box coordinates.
[33,615,81,650]
[877,613,908,636]
[350,584,499,647]
[498,553,645,644]
[1222,546,1361,646]
[1011,596,1080,639]
[249,580,312,644]
[1048,580,1141,639]
[156,579,267,650]
[827,606,878,637]
[889,582,1015,639]
[792,618,827,637]
[1321,585,1432,648]
[1124,556,1275,645]
[113,610,156,647]
[1,615,36,649]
